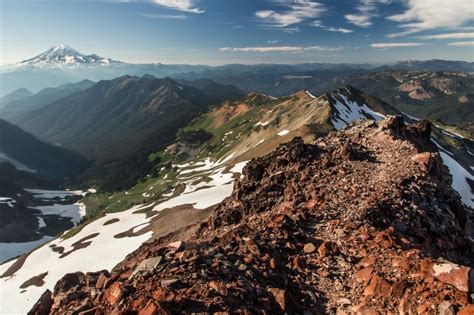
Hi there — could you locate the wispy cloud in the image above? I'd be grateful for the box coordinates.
[326,27,353,34]
[387,0,474,37]
[448,41,474,47]
[371,42,424,48]
[311,20,353,33]
[139,13,186,19]
[219,45,343,52]
[152,0,204,13]
[255,0,326,30]
[345,0,392,28]
[417,32,474,40]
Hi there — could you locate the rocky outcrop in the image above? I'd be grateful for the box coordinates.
[30,117,473,314]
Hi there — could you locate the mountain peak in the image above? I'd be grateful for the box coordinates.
[18,45,120,68]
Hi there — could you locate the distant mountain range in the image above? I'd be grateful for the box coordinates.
[1,45,472,96]
[13,76,244,161]
[0,79,95,119]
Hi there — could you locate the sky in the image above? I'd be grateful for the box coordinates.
[1,0,473,65]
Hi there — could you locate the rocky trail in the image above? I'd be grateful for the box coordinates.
[30,117,473,314]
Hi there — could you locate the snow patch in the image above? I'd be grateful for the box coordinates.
[0,204,153,314]
[439,152,474,208]
[0,197,16,208]
[305,90,316,99]
[255,120,271,127]
[330,94,385,130]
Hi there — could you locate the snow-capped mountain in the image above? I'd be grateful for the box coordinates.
[16,45,121,68]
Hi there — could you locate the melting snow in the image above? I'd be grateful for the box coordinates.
[438,152,474,208]
[0,157,249,313]
[0,197,16,208]
[400,111,420,122]
[0,204,153,314]
[0,236,54,264]
[305,90,316,99]
[25,189,82,200]
[37,217,46,228]
[154,161,246,211]
[255,120,271,127]
[32,204,84,224]
[431,139,454,156]
[330,94,385,130]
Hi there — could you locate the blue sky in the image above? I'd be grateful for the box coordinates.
[1,0,473,65]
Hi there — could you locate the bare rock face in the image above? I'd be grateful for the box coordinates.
[30,117,474,314]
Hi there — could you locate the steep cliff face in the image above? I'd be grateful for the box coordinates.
[30,117,473,314]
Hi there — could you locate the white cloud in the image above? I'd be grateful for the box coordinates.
[153,0,204,13]
[448,41,474,47]
[345,14,373,28]
[255,0,326,29]
[345,0,392,28]
[371,42,425,48]
[219,45,343,52]
[311,20,353,33]
[387,0,474,36]
[328,27,353,33]
[139,13,186,19]
[417,32,474,40]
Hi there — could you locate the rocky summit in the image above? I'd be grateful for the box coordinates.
[30,117,473,314]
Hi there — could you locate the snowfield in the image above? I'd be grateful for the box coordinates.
[330,94,385,130]
[438,152,474,208]
[0,188,88,263]
[0,205,153,314]
[0,158,247,314]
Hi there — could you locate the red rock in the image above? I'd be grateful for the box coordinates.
[363,274,391,298]
[138,300,170,315]
[358,256,377,268]
[391,280,408,298]
[433,262,472,292]
[398,296,411,315]
[411,152,432,167]
[167,241,184,251]
[209,280,228,296]
[317,241,337,257]
[292,257,304,269]
[269,258,277,269]
[106,283,125,305]
[305,199,318,210]
[458,305,474,315]
[160,279,179,288]
[303,243,316,254]
[268,288,294,313]
[419,259,434,276]
[437,301,455,315]
[243,257,253,264]
[354,267,373,285]
[417,302,432,314]
[95,272,110,289]
[153,288,175,302]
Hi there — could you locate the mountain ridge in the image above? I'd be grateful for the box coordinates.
[28,116,474,314]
